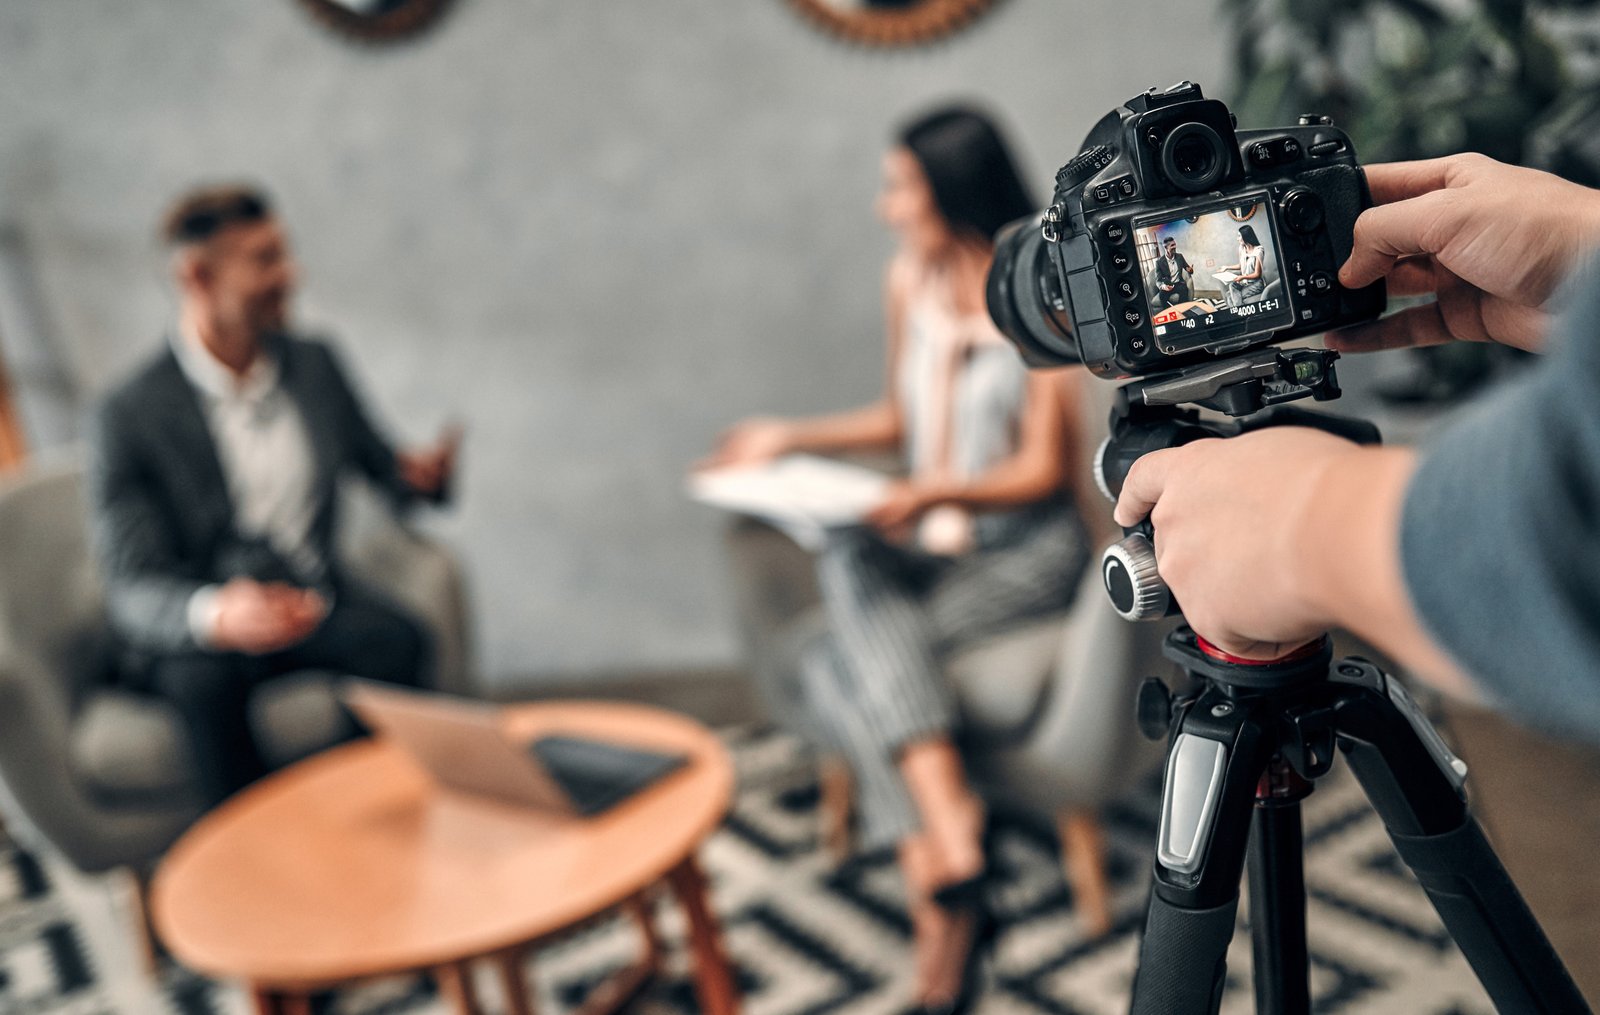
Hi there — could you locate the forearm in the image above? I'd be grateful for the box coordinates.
[105,571,208,653]
[918,455,1064,514]
[1298,446,1477,697]
[783,402,903,456]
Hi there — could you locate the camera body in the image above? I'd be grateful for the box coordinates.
[988,81,1385,378]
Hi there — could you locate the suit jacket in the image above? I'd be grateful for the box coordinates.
[88,334,424,656]
[1155,253,1191,291]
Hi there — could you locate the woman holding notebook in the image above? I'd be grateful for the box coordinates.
[701,106,1090,1015]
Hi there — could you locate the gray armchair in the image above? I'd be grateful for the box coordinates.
[723,516,1172,933]
[0,451,474,876]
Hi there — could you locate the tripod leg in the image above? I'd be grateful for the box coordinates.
[1129,688,1276,1015]
[1328,661,1590,1014]
[1247,800,1310,1015]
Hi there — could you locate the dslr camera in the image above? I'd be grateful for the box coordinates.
[988,81,1385,381]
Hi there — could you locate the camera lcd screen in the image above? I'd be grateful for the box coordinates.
[1135,197,1290,348]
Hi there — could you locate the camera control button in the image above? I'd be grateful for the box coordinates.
[1115,279,1139,301]
[1110,250,1133,272]
[1103,222,1129,245]
[1121,307,1144,328]
[1093,183,1114,204]
[1116,176,1136,197]
[1309,139,1347,158]
[1309,270,1334,294]
[1281,189,1325,235]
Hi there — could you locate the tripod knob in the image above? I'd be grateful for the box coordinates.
[1102,533,1172,620]
[1136,677,1174,741]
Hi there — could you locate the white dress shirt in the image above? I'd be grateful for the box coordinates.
[171,330,320,644]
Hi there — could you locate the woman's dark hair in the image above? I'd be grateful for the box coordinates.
[1238,224,1261,248]
[898,105,1035,244]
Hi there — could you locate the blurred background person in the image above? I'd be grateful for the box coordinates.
[88,185,461,807]
[701,106,1090,1015]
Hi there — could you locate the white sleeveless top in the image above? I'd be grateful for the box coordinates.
[896,266,1029,554]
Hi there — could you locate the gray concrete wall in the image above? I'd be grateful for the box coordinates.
[0,1,1227,686]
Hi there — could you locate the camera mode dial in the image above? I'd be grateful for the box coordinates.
[1056,145,1117,191]
[1103,534,1171,621]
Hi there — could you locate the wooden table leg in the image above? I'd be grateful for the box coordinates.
[569,895,662,1015]
[250,987,310,1015]
[627,895,663,970]
[435,960,482,1015]
[278,994,312,1015]
[250,987,281,1015]
[665,854,739,1015]
[126,869,163,977]
[494,948,535,1015]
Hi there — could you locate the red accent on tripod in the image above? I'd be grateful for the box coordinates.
[1195,635,1326,667]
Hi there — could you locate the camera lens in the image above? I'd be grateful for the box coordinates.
[1160,123,1228,193]
[986,217,1080,367]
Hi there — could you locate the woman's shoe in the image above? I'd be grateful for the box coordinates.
[903,845,1001,1015]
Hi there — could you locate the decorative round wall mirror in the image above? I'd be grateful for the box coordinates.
[786,0,1002,47]
[295,0,455,42]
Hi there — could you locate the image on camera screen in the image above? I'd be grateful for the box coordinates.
[1135,197,1288,344]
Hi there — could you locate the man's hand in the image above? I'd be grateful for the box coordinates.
[210,578,327,655]
[1333,154,1600,354]
[398,423,462,497]
[1112,429,1371,660]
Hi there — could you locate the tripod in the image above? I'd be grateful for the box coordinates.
[1126,630,1588,1014]
[1091,349,1589,1013]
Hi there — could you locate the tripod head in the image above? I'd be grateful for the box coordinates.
[1092,346,1380,630]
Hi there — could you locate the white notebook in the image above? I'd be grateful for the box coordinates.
[689,454,890,550]
[1212,270,1240,284]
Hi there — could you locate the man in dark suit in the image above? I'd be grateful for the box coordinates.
[1153,236,1194,307]
[88,186,460,805]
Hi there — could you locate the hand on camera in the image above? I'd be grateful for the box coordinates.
[696,417,795,471]
[1333,154,1600,354]
[1112,428,1365,660]
[209,578,327,655]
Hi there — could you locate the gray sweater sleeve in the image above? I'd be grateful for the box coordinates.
[1400,260,1600,742]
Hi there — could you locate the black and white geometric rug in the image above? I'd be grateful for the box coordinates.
[0,727,1495,1015]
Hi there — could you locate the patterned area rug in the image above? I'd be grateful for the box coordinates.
[0,727,1496,1015]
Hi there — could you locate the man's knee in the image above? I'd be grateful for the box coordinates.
[332,602,432,687]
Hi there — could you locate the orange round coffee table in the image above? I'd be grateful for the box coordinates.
[151,701,738,1015]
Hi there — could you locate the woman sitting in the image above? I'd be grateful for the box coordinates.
[703,106,1089,1015]
[1223,224,1267,307]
